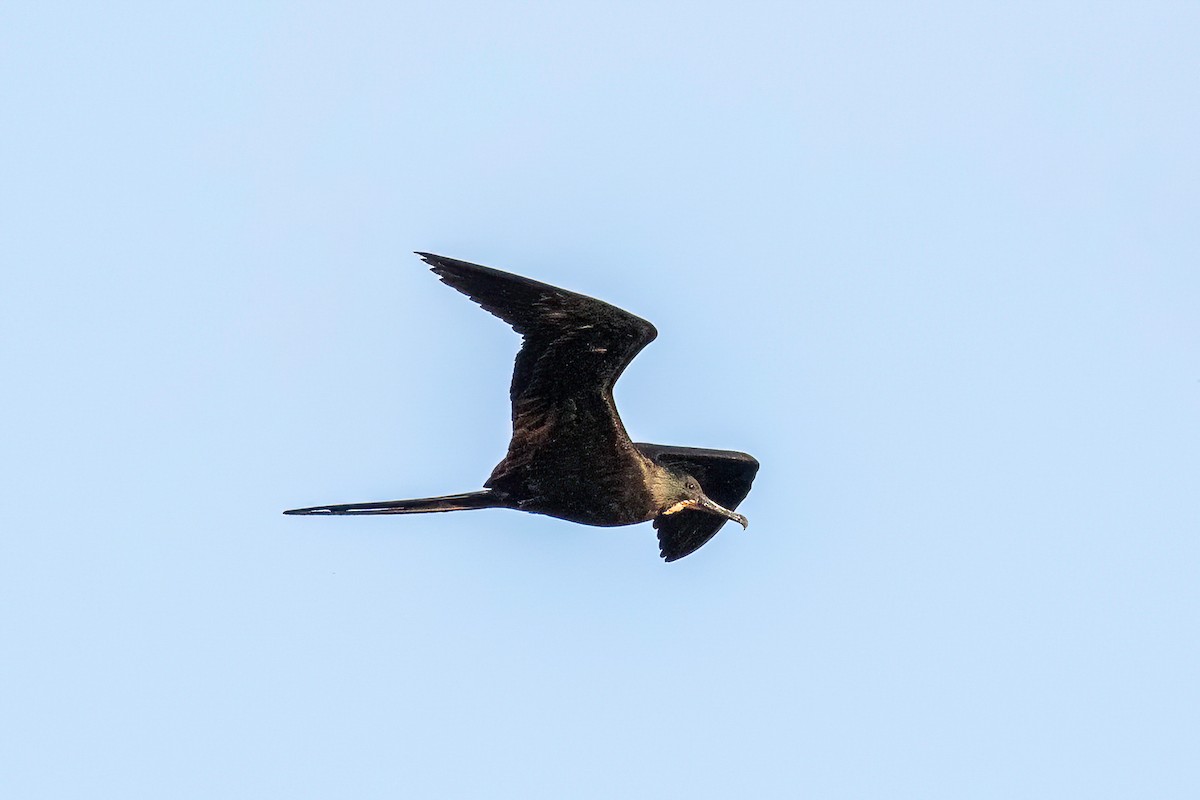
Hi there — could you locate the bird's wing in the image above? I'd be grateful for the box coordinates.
[636,444,760,562]
[417,251,657,417]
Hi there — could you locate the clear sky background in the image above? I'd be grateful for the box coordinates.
[2,2,1197,798]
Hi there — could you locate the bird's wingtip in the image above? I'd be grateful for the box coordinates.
[415,252,456,276]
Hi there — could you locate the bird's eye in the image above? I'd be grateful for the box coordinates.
[686,481,698,491]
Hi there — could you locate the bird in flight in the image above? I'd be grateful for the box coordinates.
[285,253,759,561]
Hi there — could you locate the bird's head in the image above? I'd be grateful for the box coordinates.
[654,469,748,529]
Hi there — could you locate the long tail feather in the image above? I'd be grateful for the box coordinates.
[284,491,504,516]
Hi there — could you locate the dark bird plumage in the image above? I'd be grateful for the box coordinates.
[284,253,759,561]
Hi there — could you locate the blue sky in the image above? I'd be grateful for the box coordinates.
[3,2,1197,797]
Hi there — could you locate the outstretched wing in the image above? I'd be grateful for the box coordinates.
[417,253,658,494]
[417,253,657,408]
[637,444,760,562]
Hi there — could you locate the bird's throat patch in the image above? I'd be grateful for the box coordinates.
[662,500,692,516]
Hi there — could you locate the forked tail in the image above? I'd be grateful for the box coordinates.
[283,490,504,516]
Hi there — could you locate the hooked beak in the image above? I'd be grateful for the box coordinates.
[663,495,749,530]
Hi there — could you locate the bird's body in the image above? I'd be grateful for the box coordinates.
[285,253,759,561]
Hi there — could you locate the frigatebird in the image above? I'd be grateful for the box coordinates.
[285,253,759,561]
